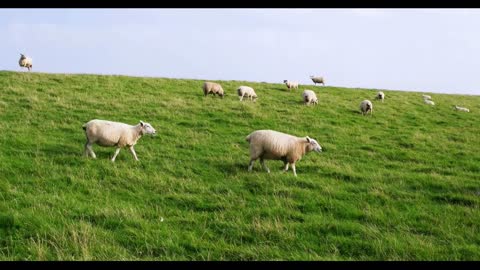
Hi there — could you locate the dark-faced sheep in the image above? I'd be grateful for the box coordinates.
[360,100,373,116]
[283,80,299,91]
[19,54,32,71]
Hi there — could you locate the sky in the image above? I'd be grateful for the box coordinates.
[1,8,480,95]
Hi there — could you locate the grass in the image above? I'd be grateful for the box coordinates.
[0,70,479,260]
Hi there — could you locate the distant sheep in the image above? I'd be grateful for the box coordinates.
[237,86,257,102]
[376,91,385,102]
[360,100,373,116]
[424,99,435,106]
[202,82,224,98]
[454,105,469,112]
[82,119,156,162]
[18,54,32,71]
[310,76,325,86]
[245,129,322,177]
[422,94,432,100]
[302,89,318,105]
[283,80,299,91]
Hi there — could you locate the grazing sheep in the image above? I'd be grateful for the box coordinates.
[82,119,156,162]
[422,94,432,100]
[424,99,435,106]
[302,89,318,105]
[202,82,224,98]
[283,80,299,91]
[18,54,32,71]
[360,100,373,116]
[454,105,470,112]
[245,130,322,177]
[237,86,257,102]
[310,76,325,86]
[376,91,385,102]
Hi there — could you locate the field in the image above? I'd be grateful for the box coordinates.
[0,70,479,260]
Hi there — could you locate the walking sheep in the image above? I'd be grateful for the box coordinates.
[283,80,299,91]
[360,100,373,116]
[302,89,318,105]
[19,54,32,71]
[376,91,385,102]
[237,86,257,102]
[310,76,325,86]
[245,130,322,177]
[454,105,469,112]
[202,82,224,98]
[83,119,156,162]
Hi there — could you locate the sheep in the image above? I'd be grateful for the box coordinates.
[454,105,470,112]
[237,86,257,102]
[82,119,156,162]
[302,89,318,105]
[422,94,432,100]
[202,82,224,98]
[18,53,32,71]
[283,80,299,91]
[376,91,385,102]
[360,100,373,116]
[245,129,322,177]
[310,76,325,86]
[424,99,435,106]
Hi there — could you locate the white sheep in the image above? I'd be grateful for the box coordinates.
[283,80,299,91]
[376,91,385,102]
[302,89,318,105]
[245,130,322,177]
[424,99,435,106]
[18,53,32,71]
[202,82,224,98]
[360,100,373,116]
[237,86,257,102]
[82,119,156,162]
[422,94,432,100]
[454,105,470,112]
[310,76,325,86]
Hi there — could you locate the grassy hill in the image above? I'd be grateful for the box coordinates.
[0,70,479,260]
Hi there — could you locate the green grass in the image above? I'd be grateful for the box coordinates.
[0,70,479,260]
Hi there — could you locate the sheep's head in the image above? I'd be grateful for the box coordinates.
[283,80,288,83]
[139,121,156,135]
[306,136,322,152]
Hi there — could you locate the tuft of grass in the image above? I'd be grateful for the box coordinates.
[0,70,479,260]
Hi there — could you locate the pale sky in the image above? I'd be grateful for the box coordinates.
[1,8,480,95]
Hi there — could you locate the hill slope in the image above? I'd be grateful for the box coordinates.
[0,71,479,260]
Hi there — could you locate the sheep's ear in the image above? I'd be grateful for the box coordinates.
[306,136,311,143]
[140,121,144,126]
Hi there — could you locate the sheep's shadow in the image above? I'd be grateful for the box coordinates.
[39,144,81,157]
[268,87,290,92]
[214,161,249,176]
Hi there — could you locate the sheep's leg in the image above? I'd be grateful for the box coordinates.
[129,146,139,161]
[85,142,96,158]
[248,159,255,171]
[240,94,244,101]
[111,147,121,162]
[260,158,270,173]
[283,162,289,172]
[291,163,297,177]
